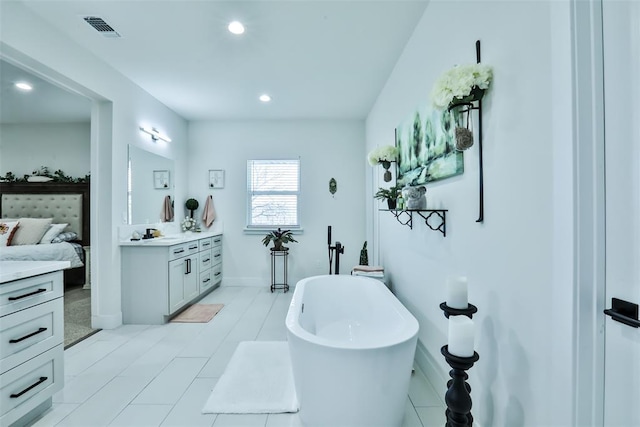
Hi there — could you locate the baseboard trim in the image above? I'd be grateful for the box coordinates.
[92,311,122,329]
[414,339,447,405]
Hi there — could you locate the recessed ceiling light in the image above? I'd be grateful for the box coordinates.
[259,94,271,103]
[15,82,33,91]
[228,21,245,35]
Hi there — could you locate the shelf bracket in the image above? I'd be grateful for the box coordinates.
[417,210,447,237]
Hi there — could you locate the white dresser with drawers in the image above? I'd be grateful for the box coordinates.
[0,261,68,427]
[121,233,223,324]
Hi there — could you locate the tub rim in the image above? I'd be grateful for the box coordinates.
[285,274,419,350]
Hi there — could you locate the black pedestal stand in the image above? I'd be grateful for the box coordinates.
[441,346,479,427]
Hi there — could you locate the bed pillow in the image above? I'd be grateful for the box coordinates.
[39,223,69,244]
[51,231,78,243]
[0,221,20,246]
[11,218,53,246]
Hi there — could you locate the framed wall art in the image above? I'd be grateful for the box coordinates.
[396,104,464,187]
[153,170,170,189]
[209,169,225,189]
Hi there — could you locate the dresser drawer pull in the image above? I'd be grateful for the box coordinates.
[202,242,211,247]
[203,278,211,283]
[8,288,47,301]
[173,249,185,255]
[203,258,211,263]
[10,376,48,398]
[214,239,222,244]
[214,254,221,258]
[189,245,198,250]
[214,272,221,277]
[9,327,48,344]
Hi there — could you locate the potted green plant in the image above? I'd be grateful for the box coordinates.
[262,228,298,251]
[374,185,401,210]
[185,198,199,218]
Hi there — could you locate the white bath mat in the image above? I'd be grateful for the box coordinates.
[202,341,299,414]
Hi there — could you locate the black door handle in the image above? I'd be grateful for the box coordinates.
[604,298,640,328]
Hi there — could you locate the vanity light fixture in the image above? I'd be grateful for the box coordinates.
[139,126,172,143]
[15,82,33,91]
[228,20,245,35]
[259,94,271,103]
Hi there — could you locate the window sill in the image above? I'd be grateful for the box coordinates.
[243,227,304,235]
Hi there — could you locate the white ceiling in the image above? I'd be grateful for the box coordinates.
[9,0,428,122]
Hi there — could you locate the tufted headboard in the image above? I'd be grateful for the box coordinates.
[0,182,90,246]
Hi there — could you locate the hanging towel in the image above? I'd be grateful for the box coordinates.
[202,195,216,227]
[161,195,174,222]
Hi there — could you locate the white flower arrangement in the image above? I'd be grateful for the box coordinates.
[431,63,493,109]
[181,217,196,231]
[367,145,398,166]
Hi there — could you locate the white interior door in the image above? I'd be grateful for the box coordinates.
[603,1,640,425]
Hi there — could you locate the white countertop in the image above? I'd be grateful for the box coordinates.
[119,231,222,246]
[0,261,71,283]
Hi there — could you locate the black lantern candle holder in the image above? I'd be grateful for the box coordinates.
[440,302,478,319]
[441,345,480,427]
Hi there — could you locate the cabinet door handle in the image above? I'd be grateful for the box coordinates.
[9,327,48,343]
[8,288,47,301]
[173,249,185,255]
[214,254,221,258]
[185,258,191,274]
[203,278,210,283]
[10,376,48,398]
[214,239,221,244]
[214,272,221,277]
[202,242,210,247]
[203,258,210,263]
[189,245,198,250]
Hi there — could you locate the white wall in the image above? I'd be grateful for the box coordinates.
[188,120,366,286]
[1,2,189,329]
[366,1,574,426]
[0,122,90,178]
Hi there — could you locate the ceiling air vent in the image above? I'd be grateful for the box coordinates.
[83,16,121,38]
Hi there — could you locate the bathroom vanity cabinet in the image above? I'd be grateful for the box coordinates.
[121,233,222,324]
[0,261,68,427]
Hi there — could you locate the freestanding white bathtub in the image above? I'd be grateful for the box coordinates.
[286,275,419,427]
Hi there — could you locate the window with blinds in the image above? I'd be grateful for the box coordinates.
[247,159,300,228]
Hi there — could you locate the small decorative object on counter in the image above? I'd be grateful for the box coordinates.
[397,194,404,210]
[131,231,141,241]
[181,217,196,232]
[367,145,398,182]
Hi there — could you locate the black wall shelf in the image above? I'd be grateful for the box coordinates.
[380,209,448,236]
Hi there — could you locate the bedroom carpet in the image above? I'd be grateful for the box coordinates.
[64,286,99,348]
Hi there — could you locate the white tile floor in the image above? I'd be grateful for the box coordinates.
[29,286,445,427]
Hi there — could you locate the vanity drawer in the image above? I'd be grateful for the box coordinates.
[199,269,214,294]
[0,272,63,318]
[199,249,213,271]
[185,241,200,255]
[212,263,223,285]
[199,237,213,251]
[0,345,63,425]
[0,299,63,375]
[168,243,189,261]
[212,235,222,248]
[212,246,222,266]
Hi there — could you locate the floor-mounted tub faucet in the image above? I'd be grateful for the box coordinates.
[328,225,345,274]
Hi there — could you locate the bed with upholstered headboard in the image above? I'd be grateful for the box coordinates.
[0,182,90,286]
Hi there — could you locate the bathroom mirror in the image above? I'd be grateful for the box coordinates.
[127,144,175,224]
